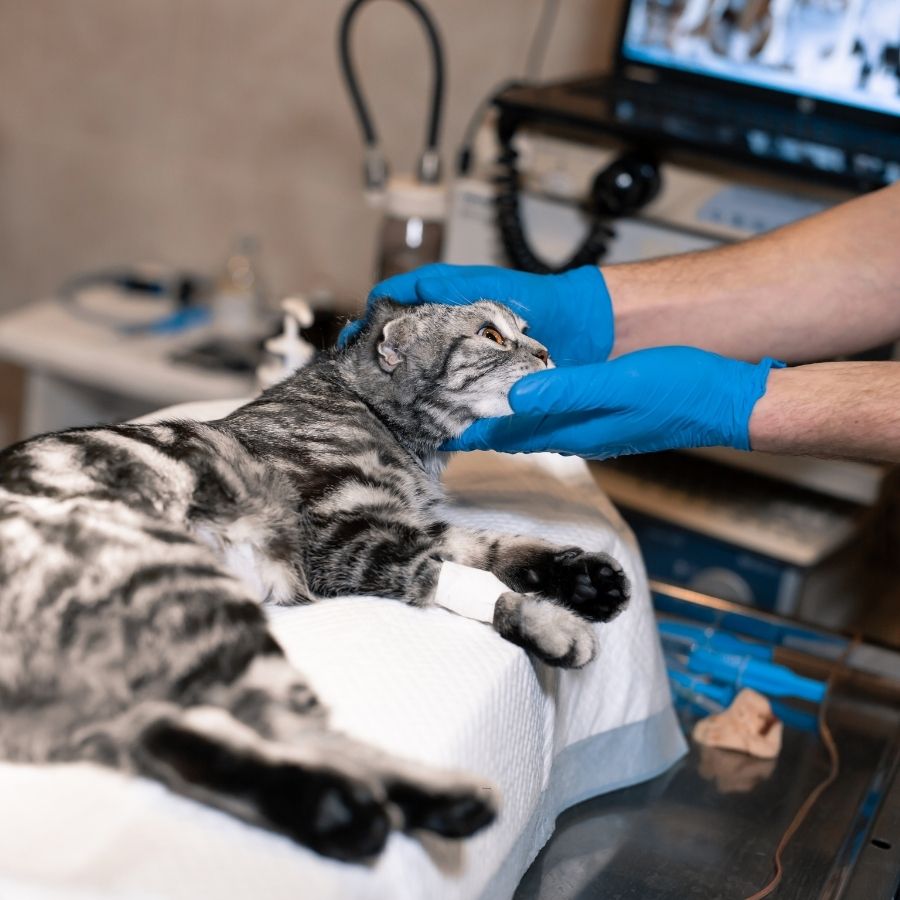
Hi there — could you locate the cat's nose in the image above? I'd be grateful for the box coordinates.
[533,348,549,366]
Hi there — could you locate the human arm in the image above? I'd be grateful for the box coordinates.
[443,347,781,457]
[605,181,900,362]
[346,182,900,364]
[448,354,900,465]
[748,361,900,462]
[341,183,900,464]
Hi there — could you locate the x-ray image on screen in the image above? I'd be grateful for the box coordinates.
[622,0,900,116]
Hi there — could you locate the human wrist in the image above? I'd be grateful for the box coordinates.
[731,357,785,451]
[561,266,614,361]
[598,263,641,358]
[747,366,791,453]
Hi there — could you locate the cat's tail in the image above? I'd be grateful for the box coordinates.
[118,703,496,862]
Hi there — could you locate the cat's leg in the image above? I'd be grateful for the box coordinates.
[114,653,496,859]
[63,656,496,861]
[124,702,395,862]
[55,703,393,863]
[440,526,631,625]
[308,513,627,622]
[306,514,619,668]
[304,511,447,605]
[207,653,498,841]
[45,529,493,860]
[436,526,631,668]
[491,592,599,669]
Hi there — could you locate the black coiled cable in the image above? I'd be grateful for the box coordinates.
[494,132,616,275]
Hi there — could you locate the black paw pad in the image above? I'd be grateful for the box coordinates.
[543,548,630,622]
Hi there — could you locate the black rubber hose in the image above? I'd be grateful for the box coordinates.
[338,0,445,153]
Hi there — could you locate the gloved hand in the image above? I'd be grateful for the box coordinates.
[443,347,784,458]
[338,263,615,366]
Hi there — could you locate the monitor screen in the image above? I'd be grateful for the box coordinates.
[621,0,900,118]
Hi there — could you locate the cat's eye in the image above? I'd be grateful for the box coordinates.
[478,325,506,345]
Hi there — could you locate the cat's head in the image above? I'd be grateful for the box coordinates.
[346,299,551,440]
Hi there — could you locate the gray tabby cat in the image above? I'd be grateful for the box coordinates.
[0,299,629,862]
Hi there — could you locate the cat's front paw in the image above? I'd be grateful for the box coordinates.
[516,548,630,623]
[494,593,597,668]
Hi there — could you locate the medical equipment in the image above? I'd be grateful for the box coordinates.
[338,0,448,278]
[447,0,900,273]
[688,645,826,703]
[588,440,877,627]
[494,0,900,193]
[655,580,900,702]
[493,121,662,272]
[668,665,820,733]
[450,0,899,274]
[661,618,781,660]
[667,665,734,710]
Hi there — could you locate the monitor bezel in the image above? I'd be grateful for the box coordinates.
[612,0,900,133]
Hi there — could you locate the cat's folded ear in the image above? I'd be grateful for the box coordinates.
[374,301,421,374]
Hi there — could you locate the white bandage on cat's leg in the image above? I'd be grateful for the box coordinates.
[434,561,510,623]
[436,561,598,667]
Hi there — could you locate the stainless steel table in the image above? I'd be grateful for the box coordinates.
[515,593,900,900]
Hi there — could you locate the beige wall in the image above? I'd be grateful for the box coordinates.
[0,0,620,314]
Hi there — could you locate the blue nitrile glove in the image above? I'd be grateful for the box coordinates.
[443,347,784,458]
[337,264,614,366]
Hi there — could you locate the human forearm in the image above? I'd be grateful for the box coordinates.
[605,182,900,363]
[749,361,900,463]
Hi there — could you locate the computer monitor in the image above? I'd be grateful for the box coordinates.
[620,0,900,119]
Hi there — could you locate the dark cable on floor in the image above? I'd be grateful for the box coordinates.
[742,637,857,900]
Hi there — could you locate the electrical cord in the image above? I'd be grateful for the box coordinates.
[494,117,663,274]
[452,0,660,272]
[456,78,525,176]
[741,636,859,900]
[494,133,617,274]
[456,0,560,176]
[524,0,560,81]
[338,0,446,186]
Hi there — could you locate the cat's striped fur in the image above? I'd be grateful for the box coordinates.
[0,299,629,861]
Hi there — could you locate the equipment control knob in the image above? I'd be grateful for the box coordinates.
[589,155,662,218]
